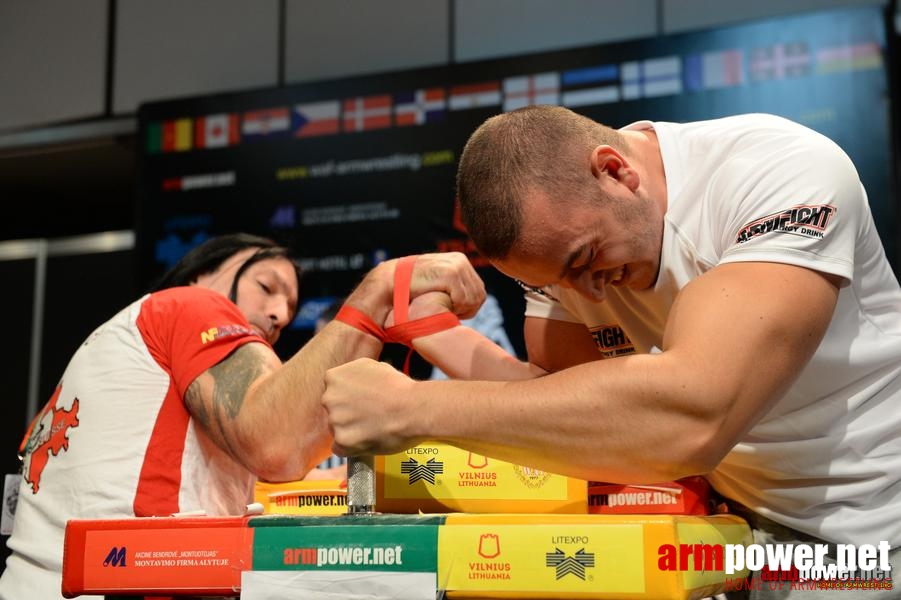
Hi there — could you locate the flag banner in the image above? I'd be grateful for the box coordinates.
[502,72,559,112]
[448,82,501,111]
[293,101,340,138]
[161,118,193,152]
[683,49,744,91]
[195,114,239,149]
[343,95,392,132]
[816,42,882,74]
[621,56,682,100]
[394,88,446,126]
[749,42,811,81]
[242,108,291,139]
[561,64,621,107]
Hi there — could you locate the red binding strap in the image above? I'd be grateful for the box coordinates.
[385,313,461,346]
[383,256,461,373]
[391,255,416,325]
[334,304,386,342]
[332,256,462,373]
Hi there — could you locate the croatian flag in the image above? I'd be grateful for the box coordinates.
[194,114,238,149]
[293,101,340,138]
[394,88,446,126]
[242,107,291,139]
[448,81,501,111]
[502,72,559,111]
[342,95,392,132]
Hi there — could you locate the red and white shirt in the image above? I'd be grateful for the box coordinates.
[0,287,266,600]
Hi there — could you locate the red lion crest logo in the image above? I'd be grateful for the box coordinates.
[23,386,80,494]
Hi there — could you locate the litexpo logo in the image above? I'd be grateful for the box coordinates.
[400,457,444,484]
[546,548,595,580]
[657,541,893,579]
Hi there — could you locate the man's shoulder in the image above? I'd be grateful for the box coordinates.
[147,286,232,307]
[140,286,242,322]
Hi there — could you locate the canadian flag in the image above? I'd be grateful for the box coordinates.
[195,114,239,148]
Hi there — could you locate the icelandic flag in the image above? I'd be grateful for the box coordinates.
[394,88,446,126]
[293,101,340,138]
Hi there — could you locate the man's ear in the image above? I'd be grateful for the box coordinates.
[589,145,640,191]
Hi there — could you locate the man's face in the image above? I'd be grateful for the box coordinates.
[200,248,299,345]
[493,182,663,303]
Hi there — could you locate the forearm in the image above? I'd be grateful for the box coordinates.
[412,326,546,381]
[244,323,382,481]
[406,352,719,483]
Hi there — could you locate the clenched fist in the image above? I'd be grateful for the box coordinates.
[322,358,422,456]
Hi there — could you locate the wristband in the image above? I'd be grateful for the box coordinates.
[334,304,387,342]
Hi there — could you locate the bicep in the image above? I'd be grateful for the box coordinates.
[524,316,601,372]
[184,342,281,460]
[660,261,840,446]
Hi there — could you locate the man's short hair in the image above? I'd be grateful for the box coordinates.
[456,105,627,259]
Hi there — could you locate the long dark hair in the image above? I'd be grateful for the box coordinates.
[150,234,302,315]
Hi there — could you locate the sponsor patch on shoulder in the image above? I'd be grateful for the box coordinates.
[735,204,836,244]
[200,324,258,344]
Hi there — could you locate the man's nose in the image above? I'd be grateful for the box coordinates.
[269,299,292,330]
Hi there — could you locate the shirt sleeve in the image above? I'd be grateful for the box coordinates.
[715,128,861,282]
[520,282,582,323]
[136,287,269,399]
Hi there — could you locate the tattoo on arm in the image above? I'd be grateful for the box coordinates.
[207,344,269,419]
[184,343,273,459]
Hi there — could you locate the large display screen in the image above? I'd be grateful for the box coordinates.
[136,6,895,365]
